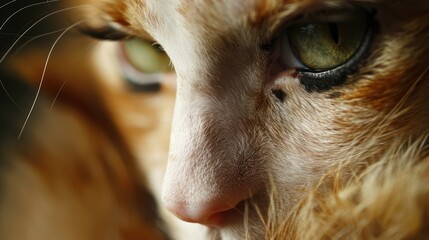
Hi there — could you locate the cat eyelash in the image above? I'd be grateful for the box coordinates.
[78,21,131,41]
[81,4,375,94]
[77,18,172,92]
[152,42,165,52]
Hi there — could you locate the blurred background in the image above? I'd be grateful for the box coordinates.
[0,1,175,239]
[0,0,70,58]
[0,0,70,140]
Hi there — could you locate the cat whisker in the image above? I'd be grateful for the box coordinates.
[0,0,60,30]
[0,4,89,118]
[50,42,100,112]
[11,27,69,58]
[359,66,429,153]
[0,0,16,10]
[243,201,250,240]
[46,0,54,9]
[0,4,89,65]
[382,65,429,124]
[50,80,67,112]
[0,32,32,37]
[0,78,25,113]
[351,65,429,159]
[18,19,86,139]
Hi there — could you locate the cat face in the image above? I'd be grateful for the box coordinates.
[65,0,429,239]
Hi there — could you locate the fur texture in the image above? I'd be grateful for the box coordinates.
[1,0,428,240]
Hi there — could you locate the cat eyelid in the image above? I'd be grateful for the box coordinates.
[79,21,131,41]
[294,10,367,25]
[117,42,165,91]
[265,3,376,43]
[80,20,155,43]
[152,42,166,52]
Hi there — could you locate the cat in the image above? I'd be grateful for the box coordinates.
[0,1,175,240]
[2,0,429,240]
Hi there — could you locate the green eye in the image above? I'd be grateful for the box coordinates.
[283,9,368,71]
[119,38,173,92]
[277,8,374,92]
[122,38,171,73]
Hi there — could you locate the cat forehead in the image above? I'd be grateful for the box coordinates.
[124,0,372,37]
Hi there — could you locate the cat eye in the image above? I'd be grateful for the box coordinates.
[119,38,173,91]
[123,38,171,73]
[279,7,374,92]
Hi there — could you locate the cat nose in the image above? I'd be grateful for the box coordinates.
[163,193,250,226]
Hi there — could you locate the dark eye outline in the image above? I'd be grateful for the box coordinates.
[299,13,375,92]
[78,20,171,92]
[270,7,376,92]
[79,21,130,41]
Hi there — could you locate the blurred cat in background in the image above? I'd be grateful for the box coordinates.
[0,1,184,239]
[1,0,429,240]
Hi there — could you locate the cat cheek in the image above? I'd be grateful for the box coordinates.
[162,73,177,91]
[265,70,300,103]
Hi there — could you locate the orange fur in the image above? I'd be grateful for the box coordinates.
[1,0,429,239]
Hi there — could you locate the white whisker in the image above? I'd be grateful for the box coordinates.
[0,0,60,30]
[0,5,87,115]
[0,0,16,10]
[0,78,25,113]
[18,20,86,139]
[49,80,67,112]
[0,32,27,36]
[0,27,68,38]
[0,4,88,65]
[11,27,69,58]
[49,43,99,112]
[362,65,429,146]
[383,65,429,123]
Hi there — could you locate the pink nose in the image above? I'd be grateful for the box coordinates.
[164,194,249,227]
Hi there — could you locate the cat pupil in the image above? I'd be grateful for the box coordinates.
[1,1,428,240]
[328,23,339,44]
